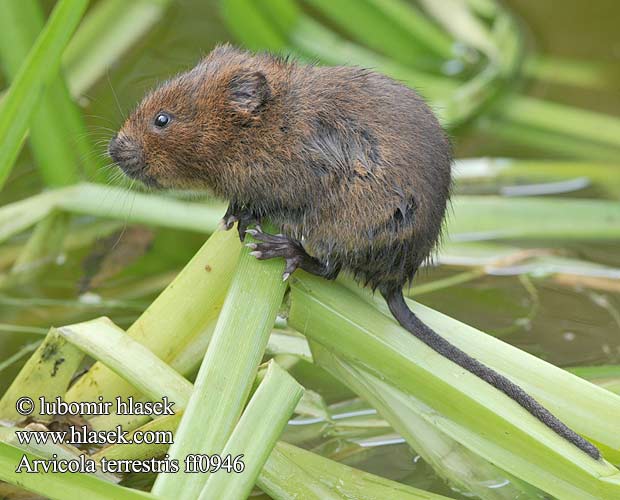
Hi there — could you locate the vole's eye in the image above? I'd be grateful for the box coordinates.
[154,113,171,128]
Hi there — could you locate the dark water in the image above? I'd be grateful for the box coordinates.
[1,0,619,498]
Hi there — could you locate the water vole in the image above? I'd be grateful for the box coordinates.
[109,44,599,459]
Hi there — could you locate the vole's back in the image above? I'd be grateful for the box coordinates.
[265,62,452,291]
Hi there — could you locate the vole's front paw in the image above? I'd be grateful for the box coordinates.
[220,214,238,231]
[245,228,304,281]
[220,204,260,241]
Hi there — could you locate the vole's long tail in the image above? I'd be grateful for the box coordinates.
[382,288,600,460]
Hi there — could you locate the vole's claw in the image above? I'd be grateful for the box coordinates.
[246,228,289,244]
[283,255,301,279]
[219,214,238,231]
[222,203,262,241]
[237,220,251,242]
[238,213,261,241]
[222,204,239,230]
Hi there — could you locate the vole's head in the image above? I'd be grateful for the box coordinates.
[108,46,272,190]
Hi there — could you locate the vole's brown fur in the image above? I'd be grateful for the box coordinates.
[109,44,599,459]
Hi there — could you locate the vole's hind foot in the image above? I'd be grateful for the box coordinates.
[245,229,303,280]
[246,227,340,281]
[221,203,260,241]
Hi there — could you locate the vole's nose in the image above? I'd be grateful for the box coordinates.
[108,134,145,177]
[107,134,120,163]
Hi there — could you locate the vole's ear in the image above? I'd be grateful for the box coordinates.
[228,70,271,115]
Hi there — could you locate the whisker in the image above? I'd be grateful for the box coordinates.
[107,70,125,121]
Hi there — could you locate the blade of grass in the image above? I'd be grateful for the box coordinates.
[96,430,342,500]
[304,0,452,64]
[85,340,501,500]
[0,0,89,189]
[0,341,40,374]
[10,212,69,273]
[57,317,193,409]
[569,366,620,396]
[407,268,486,296]
[152,231,287,498]
[290,17,454,102]
[311,342,540,500]
[220,0,289,51]
[262,441,454,500]
[63,0,172,97]
[454,158,620,199]
[199,360,304,500]
[476,118,620,163]
[340,275,620,459]
[57,183,226,232]
[3,185,619,251]
[0,324,47,336]
[418,0,499,59]
[0,189,67,244]
[0,442,155,500]
[524,55,613,89]
[220,1,456,101]
[0,211,70,288]
[0,0,87,185]
[0,184,224,245]
[66,229,239,408]
[570,365,620,380]
[257,443,342,499]
[0,0,173,110]
[436,242,620,293]
[0,328,84,422]
[288,273,620,499]
[0,426,117,483]
[266,331,313,361]
[366,0,455,58]
[88,334,311,458]
[252,0,300,44]
[288,18,515,128]
[91,413,181,461]
[499,95,620,150]
[449,196,620,241]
